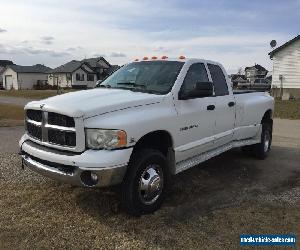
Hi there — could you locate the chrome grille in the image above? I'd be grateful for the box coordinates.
[26,122,42,140]
[27,110,42,122]
[48,129,76,147]
[48,112,75,127]
[26,110,76,148]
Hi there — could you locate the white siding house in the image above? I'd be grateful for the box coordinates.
[48,61,97,89]
[269,35,300,99]
[2,67,18,89]
[72,67,97,88]
[48,73,71,88]
[1,64,51,90]
[0,60,14,89]
[49,57,111,89]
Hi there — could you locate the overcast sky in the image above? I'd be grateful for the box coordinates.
[0,0,299,73]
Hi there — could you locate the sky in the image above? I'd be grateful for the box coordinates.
[0,0,299,73]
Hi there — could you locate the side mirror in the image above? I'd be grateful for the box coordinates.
[179,82,213,100]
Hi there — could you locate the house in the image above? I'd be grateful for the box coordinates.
[81,57,111,80]
[269,35,300,99]
[230,74,247,88]
[1,64,51,90]
[48,57,111,89]
[0,60,14,89]
[48,60,97,89]
[245,64,268,83]
[107,64,121,75]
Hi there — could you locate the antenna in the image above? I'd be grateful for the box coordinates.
[270,40,277,48]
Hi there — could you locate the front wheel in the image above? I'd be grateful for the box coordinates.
[121,149,169,215]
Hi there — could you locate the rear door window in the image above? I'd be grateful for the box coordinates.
[208,64,229,96]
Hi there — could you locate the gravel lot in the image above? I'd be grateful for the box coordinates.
[0,127,24,153]
[0,119,299,249]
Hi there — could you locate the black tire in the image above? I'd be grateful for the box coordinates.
[121,149,169,216]
[241,122,272,160]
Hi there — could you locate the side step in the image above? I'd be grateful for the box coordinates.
[175,138,260,174]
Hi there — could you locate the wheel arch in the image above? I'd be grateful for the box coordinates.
[130,130,175,174]
[261,109,273,126]
[132,130,174,155]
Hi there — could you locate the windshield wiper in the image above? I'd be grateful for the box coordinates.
[116,82,147,89]
[99,82,160,95]
[97,84,111,88]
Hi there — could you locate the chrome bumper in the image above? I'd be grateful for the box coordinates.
[21,153,127,187]
[19,135,132,187]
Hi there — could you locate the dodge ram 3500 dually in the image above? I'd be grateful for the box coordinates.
[20,57,274,215]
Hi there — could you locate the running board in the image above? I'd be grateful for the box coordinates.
[175,138,260,174]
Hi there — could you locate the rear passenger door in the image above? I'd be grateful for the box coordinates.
[207,64,235,147]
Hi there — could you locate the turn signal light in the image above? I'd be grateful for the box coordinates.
[117,130,127,147]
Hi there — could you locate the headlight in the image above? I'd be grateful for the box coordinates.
[85,129,127,149]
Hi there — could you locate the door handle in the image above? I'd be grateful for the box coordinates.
[207,105,215,110]
[228,101,235,107]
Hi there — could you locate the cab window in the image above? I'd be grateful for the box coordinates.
[207,64,229,96]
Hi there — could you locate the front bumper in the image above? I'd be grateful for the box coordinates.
[20,135,133,187]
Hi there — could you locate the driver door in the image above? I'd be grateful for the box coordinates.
[174,63,216,163]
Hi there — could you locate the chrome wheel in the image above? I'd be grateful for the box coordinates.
[139,164,163,205]
[264,129,271,152]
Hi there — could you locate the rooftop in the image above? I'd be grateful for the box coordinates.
[49,60,83,73]
[50,57,111,73]
[245,64,267,72]
[269,35,300,58]
[7,64,52,73]
[82,57,110,68]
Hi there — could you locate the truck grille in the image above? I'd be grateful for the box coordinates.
[48,129,76,147]
[26,122,42,140]
[25,110,76,148]
[48,112,75,127]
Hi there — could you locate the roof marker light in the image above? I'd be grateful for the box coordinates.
[134,58,139,61]
[161,56,168,59]
[179,55,186,59]
[151,56,158,60]
[143,56,149,60]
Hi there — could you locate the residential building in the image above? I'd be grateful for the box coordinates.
[48,57,111,88]
[81,57,111,80]
[1,64,51,90]
[269,35,300,99]
[245,64,268,83]
[230,74,247,88]
[107,64,121,75]
[0,60,14,89]
[48,60,97,89]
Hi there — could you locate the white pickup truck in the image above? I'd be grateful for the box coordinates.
[20,57,274,215]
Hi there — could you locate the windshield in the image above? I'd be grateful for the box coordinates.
[96,61,184,95]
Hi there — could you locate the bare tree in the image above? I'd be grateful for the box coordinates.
[237,67,244,75]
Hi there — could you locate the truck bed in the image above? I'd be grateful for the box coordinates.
[233,89,267,95]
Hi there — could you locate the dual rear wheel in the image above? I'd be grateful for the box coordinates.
[242,122,272,159]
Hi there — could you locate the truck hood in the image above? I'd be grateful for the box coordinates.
[25,88,164,118]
